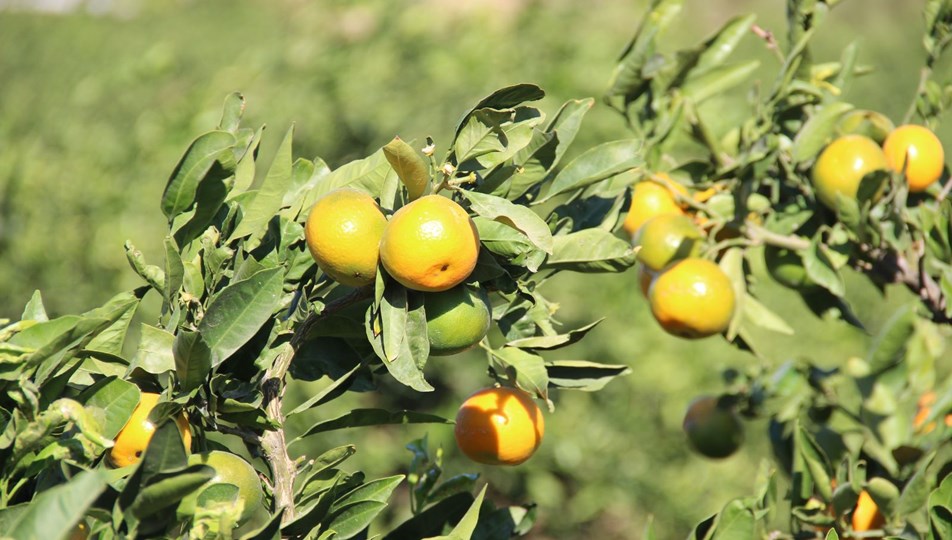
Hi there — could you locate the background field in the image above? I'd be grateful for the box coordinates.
[1,0,947,537]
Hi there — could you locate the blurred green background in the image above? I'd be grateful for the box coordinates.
[0,0,947,538]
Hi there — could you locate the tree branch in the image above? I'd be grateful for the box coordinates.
[259,286,374,523]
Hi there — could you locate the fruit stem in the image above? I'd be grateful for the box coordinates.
[743,221,811,251]
[259,286,374,523]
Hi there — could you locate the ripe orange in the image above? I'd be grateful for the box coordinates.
[379,194,480,292]
[109,392,191,468]
[812,135,888,209]
[634,214,704,272]
[424,284,492,356]
[648,258,735,339]
[454,386,544,466]
[622,173,689,237]
[682,395,744,459]
[883,124,945,193]
[178,451,264,524]
[851,489,885,533]
[305,187,387,288]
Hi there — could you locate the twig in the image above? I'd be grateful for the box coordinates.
[743,221,811,251]
[259,286,374,523]
[751,24,785,63]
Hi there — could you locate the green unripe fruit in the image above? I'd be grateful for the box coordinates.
[683,396,744,459]
[634,214,704,272]
[177,451,264,524]
[424,284,492,356]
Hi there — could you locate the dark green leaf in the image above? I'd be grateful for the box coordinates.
[541,229,637,273]
[162,130,236,220]
[459,190,552,254]
[453,84,545,137]
[537,140,642,203]
[198,267,285,366]
[294,409,452,442]
[545,360,631,391]
[507,319,603,350]
[83,377,140,439]
[131,324,176,374]
[1,469,107,540]
[323,500,388,540]
[230,126,295,246]
[489,347,549,402]
[173,330,213,393]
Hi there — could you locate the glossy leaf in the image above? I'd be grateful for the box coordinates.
[537,140,642,203]
[541,229,637,273]
[459,190,553,254]
[161,130,236,220]
[0,470,107,540]
[198,267,285,366]
[545,360,631,391]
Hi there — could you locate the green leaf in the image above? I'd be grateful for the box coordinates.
[453,84,545,137]
[230,126,295,247]
[605,0,684,103]
[931,474,952,539]
[84,290,142,357]
[131,324,176,375]
[130,464,216,519]
[545,360,632,391]
[293,409,452,442]
[803,238,845,297]
[537,140,642,203]
[694,14,756,72]
[286,365,361,420]
[543,98,594,168]
[741,294,794,335]
[366,286,433,392]
[458,190,552,254]
[303,149,395,211]
[218,92,245,133]
[323,500,388,540]
[330,475,404,513]
[161,130,237,220]
[489,347,549,402]
[791,102,855,163]
[173,330,213,393]
[198,267,285,366]
[507,319,603,350]
[82,377,140,439]
[472,217,547,272]
[21,290,48,322]
[709,498,756,540]
[383,137,428,201]
[896,452,935,515]
[796,423,833,501]
[125,240,165,294]
[424,485,487,540]
[454,108,541,168]
[1,469,107,540]
[681,60,760,104]
[867,304,916,372]
[541,229,637,273]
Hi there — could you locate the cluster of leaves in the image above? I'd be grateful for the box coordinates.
[0,74,649,537]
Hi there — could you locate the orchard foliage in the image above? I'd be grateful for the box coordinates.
[0,82,635,538]
[603,0,952,537]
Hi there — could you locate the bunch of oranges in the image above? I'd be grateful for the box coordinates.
[623,173,737,340]
[813,123,945,209]
[305,188,545,466]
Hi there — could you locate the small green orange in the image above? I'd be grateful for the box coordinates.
[424,284,492,356]
[634,214,704,272]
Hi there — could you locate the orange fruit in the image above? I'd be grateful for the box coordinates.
[851,489,885,533]
[109,392,191,468]
[454,386,544,466]
[883,124,945,193]
[305,187,387,287]
[682,396,744,459]
[634,214,704,272]
[622,173,689,237]
[648,258,735,339]
[637,264,656,297]
[812,135,888,209]
[379,194,480,292]
[177,451,264,524]
[424,284,492,356]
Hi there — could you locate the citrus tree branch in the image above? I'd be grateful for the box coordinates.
[259,286,374,523]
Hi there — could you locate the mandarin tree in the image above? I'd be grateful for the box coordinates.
[0,85,637,538]
[606,0,952,537]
